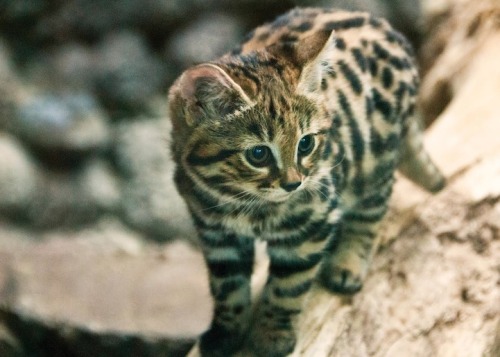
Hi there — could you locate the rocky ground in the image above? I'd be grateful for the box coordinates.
[2,0,483,356]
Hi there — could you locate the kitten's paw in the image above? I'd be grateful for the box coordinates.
[319,252,367,295]
[199,324,243,357]
[246,327,296,357]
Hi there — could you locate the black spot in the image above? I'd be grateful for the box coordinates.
[335,37,346,50]
[257,31,270,42]
[389,56,412,70]
[279,33,298,43]
[369,128,384,156]
[372,88,393,118]
[382,66,394,89]
[365,95,374,119]
[351,48,367,72]
[368,57,378,76]
[369,16,383,28]
[324,17,366,31]
[292,21,313,32]
[338,60,363,95]
[373,42,390,60]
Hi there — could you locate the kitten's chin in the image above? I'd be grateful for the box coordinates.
[260,190,295,203]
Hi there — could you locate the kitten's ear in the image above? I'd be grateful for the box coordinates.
[168,64,253,128]
[270,30,335,93]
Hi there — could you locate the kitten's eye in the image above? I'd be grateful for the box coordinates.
[298,135,315,156]
[245,146,272,167]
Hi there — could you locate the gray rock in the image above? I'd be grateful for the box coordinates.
[94,31,166,113]
[25,159,119,228]
[15,92,109,153]
[166,12,244,68]
[0,134,38,216]
[114,118,195,241]
[0,42,22,131]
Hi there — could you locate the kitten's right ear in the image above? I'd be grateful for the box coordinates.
[168,64,253,129]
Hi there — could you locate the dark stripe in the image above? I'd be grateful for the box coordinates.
[324,17,366,31]
[343,225,377,238]
[273,280,312,298]
[368,57,378,76]
[373,42,390,60]
[351,48,367,72]
[269,252,323,278]
[200,232,236,248]
[338,60,363,95]
[338,89,365,162]
[318,177,331,201]
[192,185,221,211]
[343,210,385,223]
[291,21,313,32]
[187,149,238,166]
[213,278,247,301]
[277,209,314,230]
[207,258,253,278]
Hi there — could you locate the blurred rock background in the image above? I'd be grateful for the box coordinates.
[0,0,423,355]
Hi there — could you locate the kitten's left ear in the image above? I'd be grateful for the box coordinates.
[270,30,336,93]
[168,63,253,129]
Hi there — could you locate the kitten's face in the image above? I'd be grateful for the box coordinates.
[183,95,331,204]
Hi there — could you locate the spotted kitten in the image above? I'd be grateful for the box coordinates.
[168,7,444,357]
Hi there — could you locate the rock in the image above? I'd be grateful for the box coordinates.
[166,12,244,68]
[114,118,195,241]
[0,41,22,131]
[24,158,119,229]
[0,219,209,344]
[15,92,109,156]
[94,31,166,114]
[0,134,39,218]
[45,43,96,91]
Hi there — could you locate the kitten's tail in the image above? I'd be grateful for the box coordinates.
[398,118,445,193]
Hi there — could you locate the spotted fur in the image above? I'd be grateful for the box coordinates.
[168,7,444,357]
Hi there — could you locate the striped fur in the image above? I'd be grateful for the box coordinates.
[168,7,444,357]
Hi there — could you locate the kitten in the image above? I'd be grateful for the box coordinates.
[168,7,444,356]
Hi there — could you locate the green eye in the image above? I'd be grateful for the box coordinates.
[245,146,272,167]
[298,135,315,155]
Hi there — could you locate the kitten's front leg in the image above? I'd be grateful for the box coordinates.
[319,181,392,294]
[246,236,327,357]
[199,233,254,357]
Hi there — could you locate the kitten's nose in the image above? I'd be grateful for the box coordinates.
[281,167,302,192]
[281,181,301,192]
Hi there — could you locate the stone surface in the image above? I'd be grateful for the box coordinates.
[0,134,39,217]
[94,31,166,114]
[15,92,109,153]
[0,219,211,340]
[166,12,244,68]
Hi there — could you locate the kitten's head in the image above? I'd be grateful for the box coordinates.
[168,31,336,204]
